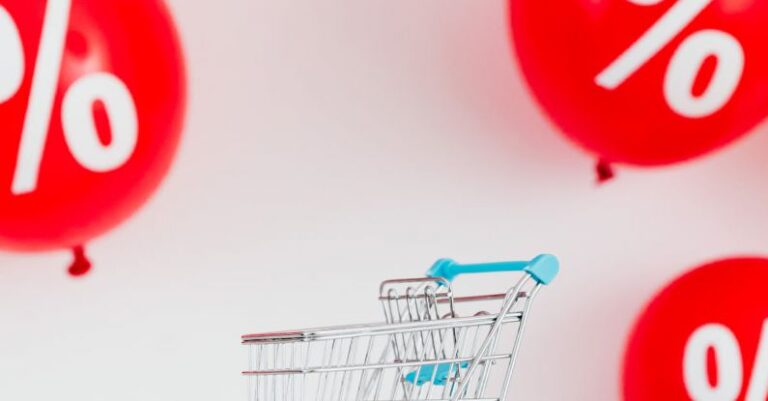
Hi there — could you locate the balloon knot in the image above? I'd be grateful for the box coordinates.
[596,159,615,184]
[68,245,92,277]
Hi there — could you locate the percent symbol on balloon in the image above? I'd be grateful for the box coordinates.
[0,0,138,196]
[684,319,768,401]
[595,0,744,118]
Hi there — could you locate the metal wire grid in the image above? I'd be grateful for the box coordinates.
[379,277,456,324]
[244,314,520,401]
[243,273,541,401]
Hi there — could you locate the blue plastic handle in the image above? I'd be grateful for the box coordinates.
[425,254,559,285]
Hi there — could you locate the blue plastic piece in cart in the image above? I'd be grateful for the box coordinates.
[426,254,559,285]
[405,362,469,386]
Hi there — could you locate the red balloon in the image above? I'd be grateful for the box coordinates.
[509,0,768,166]
[624,258,768,401]
[0,0,185,251]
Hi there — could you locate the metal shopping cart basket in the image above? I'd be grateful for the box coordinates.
[242,254,559,401]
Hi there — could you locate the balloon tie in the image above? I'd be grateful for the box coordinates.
[596,159,615,184]
[68,245,92,277]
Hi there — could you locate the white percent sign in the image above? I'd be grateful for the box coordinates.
[0,0,138,195]
[595,0,744,119]
[684,319,768,401]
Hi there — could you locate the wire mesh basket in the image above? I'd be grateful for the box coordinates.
[242,254,559,401]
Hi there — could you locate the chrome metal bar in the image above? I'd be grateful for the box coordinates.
[242,313,523,344]
[449,276,531,401]
[243,353,512,375]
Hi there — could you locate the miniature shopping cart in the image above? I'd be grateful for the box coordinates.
[242,254,559,401]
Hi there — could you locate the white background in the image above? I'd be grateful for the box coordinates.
[1,1,768,400]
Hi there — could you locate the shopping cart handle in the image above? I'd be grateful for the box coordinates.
[426,254,559,285]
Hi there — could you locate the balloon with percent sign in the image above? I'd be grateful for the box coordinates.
[624,258,768,401]
[0,0,185,275]
[509,0,768,175]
